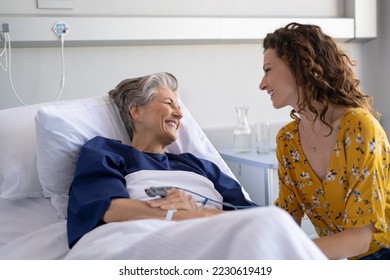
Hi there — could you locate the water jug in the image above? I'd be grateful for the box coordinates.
[233,106,251,153]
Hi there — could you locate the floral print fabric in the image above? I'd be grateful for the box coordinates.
[275,108,390,259]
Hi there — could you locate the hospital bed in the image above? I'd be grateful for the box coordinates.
[0,95,326,259]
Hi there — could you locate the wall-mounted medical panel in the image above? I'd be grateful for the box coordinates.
[0,16,357,48]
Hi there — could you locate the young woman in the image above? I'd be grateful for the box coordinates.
[259,22,390,260]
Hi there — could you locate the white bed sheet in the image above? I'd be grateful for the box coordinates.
[0,198,326,260]
[0,197,70,260]
[0,197,61,247]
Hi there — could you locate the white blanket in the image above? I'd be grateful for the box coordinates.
[64,207,326,260]
[0,206,326,260]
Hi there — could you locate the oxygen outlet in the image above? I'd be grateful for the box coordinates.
[52,21,69,37]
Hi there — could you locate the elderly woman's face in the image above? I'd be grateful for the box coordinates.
[137,87,183,145]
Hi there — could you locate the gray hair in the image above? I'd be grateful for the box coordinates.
[108,72,179,140]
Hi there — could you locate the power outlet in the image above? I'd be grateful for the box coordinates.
[52,21,69,37]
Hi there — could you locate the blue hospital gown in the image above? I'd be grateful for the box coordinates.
[67,136,255,248]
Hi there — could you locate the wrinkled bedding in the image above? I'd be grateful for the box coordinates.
[0,200,326,260]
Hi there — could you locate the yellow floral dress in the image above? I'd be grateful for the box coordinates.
[275,108,390,259]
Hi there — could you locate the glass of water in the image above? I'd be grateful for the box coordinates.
[255,122,270,154]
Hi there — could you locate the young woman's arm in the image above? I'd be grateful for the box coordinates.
[313,223,374,259]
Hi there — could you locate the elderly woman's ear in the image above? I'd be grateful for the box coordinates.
[129,106,142,123]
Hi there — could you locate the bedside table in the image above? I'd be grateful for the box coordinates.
[219,148,278,206]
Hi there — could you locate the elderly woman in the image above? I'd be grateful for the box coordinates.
[66,72,256,249]
[65,72,328,260]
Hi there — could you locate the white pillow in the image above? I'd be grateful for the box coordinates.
[0,103,44,199]
[35,95,240,218]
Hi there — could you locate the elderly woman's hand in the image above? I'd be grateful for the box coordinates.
[146,189,202,212]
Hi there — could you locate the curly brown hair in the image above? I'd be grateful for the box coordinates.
[263,22,379,128]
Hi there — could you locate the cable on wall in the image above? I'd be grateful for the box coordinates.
[0,21,69,106]
[53,21,69,102]
[56,33,66,101]
[0,31,27,106]
[0,32,8,71]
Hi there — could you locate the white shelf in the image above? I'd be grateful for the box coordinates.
[0,16,357,47]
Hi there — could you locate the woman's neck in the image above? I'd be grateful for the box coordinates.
[131,136,167,154]
[299,104,347,136]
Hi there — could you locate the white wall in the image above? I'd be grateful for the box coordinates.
[377,0,390,133]
[0,0,382,136]
[352,0,390,135]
